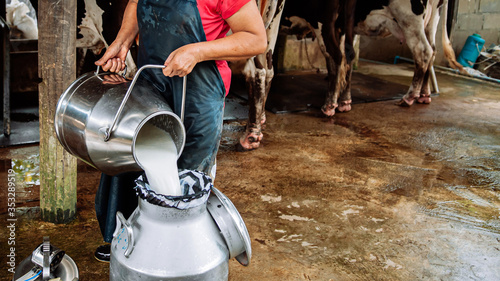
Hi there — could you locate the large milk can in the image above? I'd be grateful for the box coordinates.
[54,65,186,176]
[110,171,251,281]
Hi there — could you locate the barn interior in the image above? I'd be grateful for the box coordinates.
[1,0,500,280]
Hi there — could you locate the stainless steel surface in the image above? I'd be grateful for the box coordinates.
[54,69,186,176]
[110,197,229,281]
[58,255,79,281]
[113,212,134,258]
[42,237,50,280]
[13,249,79,281]
[103,64,165,142]
[430,65,440,94]
[30,238,65,274]
[181,75,187,123]
[207,187,252,266]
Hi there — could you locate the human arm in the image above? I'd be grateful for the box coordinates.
[95,0,140,72]
[162,0,267,77]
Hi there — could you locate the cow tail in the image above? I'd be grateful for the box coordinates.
[259,0,279,29]
[441,0,466,74]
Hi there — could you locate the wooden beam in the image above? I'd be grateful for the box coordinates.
[38,0,78,223]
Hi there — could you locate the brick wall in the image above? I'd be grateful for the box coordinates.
[453,0,500,55]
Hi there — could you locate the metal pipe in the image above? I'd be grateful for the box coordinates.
[181,76,186,123]
[429,65,439,94]
[394,55,500,85]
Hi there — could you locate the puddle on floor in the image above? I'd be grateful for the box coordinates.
[0,151,40,214]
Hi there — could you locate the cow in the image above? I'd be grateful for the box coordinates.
[237,0,463,151]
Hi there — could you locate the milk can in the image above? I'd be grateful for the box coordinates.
[110,171,251,281]
[54,65,186,176]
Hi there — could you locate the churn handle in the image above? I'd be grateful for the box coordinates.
[94,65,128,81]
[114,211,135,258]
[99,64,187,141]
[42,237,50,280]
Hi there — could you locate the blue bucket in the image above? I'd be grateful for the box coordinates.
[457,33,485,67]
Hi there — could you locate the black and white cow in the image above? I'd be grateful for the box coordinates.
[238,0,463,150]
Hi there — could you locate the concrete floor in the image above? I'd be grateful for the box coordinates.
[1,61,500,280]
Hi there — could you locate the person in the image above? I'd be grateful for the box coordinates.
[92,0,267,262]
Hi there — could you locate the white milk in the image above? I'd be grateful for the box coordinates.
[134,122,182,196]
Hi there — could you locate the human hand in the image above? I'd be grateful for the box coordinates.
[95,42,129,73]
[162,44,200,77]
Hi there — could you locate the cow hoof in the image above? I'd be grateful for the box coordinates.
[321,104,337,116]
[396,97,414,107]
[417,96,431,104]
[337,100,352,112]
[238,133,263,152]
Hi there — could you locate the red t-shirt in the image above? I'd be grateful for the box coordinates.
[197,0,251,95]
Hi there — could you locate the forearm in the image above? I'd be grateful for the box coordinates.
[114,0,139,48]
[194,31,267,62]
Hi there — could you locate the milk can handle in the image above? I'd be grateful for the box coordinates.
[42,237,50,280]
[98,64,187,141]
[114,211,135,258]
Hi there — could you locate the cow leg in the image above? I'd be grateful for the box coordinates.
[417,70,432,104]
[321,25,346,116]
[338,33,359,113]
[321,38,344,116]
[397,34,433,106]
[239,56,268,151]
[238,0,285,151]
[311,24,338,116]
[418,3,441,104]
[314,23,352,114]
[338,58,354,112]
[394,14,433,106]
[338,1,357,113]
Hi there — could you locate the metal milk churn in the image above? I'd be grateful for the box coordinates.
[110,171,251,281]
[54,65,186,176]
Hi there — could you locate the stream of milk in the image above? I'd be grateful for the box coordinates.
[134,122,183,196]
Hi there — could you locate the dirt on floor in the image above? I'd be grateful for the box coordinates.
[1,61,500,281]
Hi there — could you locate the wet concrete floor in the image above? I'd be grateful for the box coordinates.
[1,61,500,280]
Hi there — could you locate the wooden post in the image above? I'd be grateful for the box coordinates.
[38,0,78,223]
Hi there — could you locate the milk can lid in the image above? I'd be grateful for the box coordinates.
[207,187,252,266]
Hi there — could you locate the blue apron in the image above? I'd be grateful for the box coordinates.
[137,0,226,173]
[96,0,226,243]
